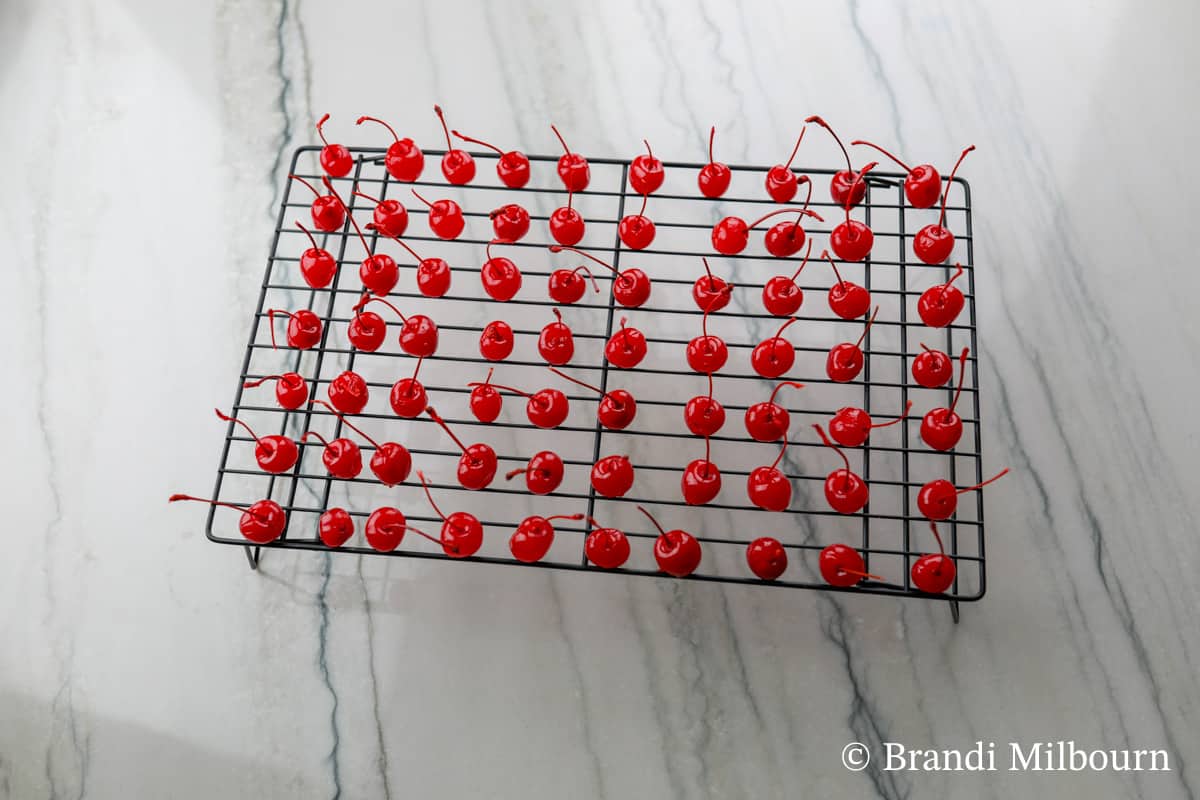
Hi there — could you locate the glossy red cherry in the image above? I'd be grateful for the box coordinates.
[813,424,869,514]
[548,263,599,305]
[505,450,564,495]
[353,294,438,357]
[425,406,497,490]
[550,367,635,430]
[591,455,634,498]
[357,115,424,181]
[242,372,309,410]
[618,194,656,250]
[763,185,821,257]
[629,138,664,194]
[467,368,502,423]
[302,430,362,479]
[472,377,568,428]
[822,249,871,320]
[267,308,322,350]
[551,124,590,191]
[851,139,941,208]
[744,380,804,442]
[433,105,475,184]
[288,174,346,233]
[686,287,733,373]
[819,544,881,587]
[390,358,427,418]
[764,127,806,202]
[681,434,721,505]
[417,471,484,557]
[762,240,813,316]
[584,517,630,569]
[411,187,464,240]
[538,308,574,365]
[510,513,585,563]
[921,347,971,451]
[746,537,787,581]
[347,300,386,353]
[914,146,975,265]
[168,494,285,544]
[490,203,530,242]
[918,468,1009,521]
[314,113,352,177]
[918,263,966,328]
[912,343,954,388]
[325,370,367,414]
[480,320,514,361]
[826,306,879,383]
[829,162,878,262]
[805,116,866,208]
[911,521,956,593]
[319,507,355,548]
[639,506,701,577]
[368,225,451,298]
[314,400,411,486]
[481,240,523,301]
[711,207,819,256]
[549,246,650,308]
[548,190,586,246]
[693,257,730,311]
[295,221,337,288]
[363,507,409,552]
[747,435,793,512]
[336,205,398,296]
[214,408,298,474]
[352,189,408,238]
[698,126,731,198]
[605,317,647,369]
[684,374,725,436]
[829,399,912,448]
[751,316,800,378]
[451,128,530,188]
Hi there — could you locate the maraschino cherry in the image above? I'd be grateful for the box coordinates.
[630,139,664,194]
[366,224,451,297]
[314,400,411,486]
[764,185,822,257]
[214,408,298,474]
[347,291,387,352]
[538,309,574,365]
[685,373,725,436]
[466,375,568,428]
[681,434,721,505]
[918,263,966,328]
[746,537,788,581]
[917,468,1009,521]
[481,240,523,301]
[288,174,345,232]
[826,306,879,383]
[912,343,954,388]
[804,115,866,208]
[433,105,475,184]
[551,124,590,191]
[328,370,368,414]
[822,250,871,320]
[425,406,497,490]
[296,221,336,288]
[267,308,322,350]
[912,521,956,593]
[363,507,409,552]
[813,423,869,514]
[417,471,484,557]
[168,494,285,544]
[747,435,793,512]
[480,320,514,361]
[693,258,730,311]
[510,513,586,563]
[686,287,733,373]
[315,114,352,177]
[698,126,731,198]
[764,127,806,202]
[490,203,530,242]
[744,381,804,442]
[548,189,586,246]
[591,455,634,498]
[389,358,427,418]
[356,115,424,181]
[451,127,530,188]
[762,240,813,316]
[829,399,912,448]
[549,246,651,308]
[711,207,820,256]
[352,294,438,358]
[584,516,630,569]
[301,430,362,479]
[819,544,882,587]
[333,192,398,295]
[505,450,564,495]
[618,194,656,250]
[605,317,647,369]
[411,188,464,240]
[352,189,408,238]
[243,372,309,410]
[851,139,941,208]
[639,505,701,577]
[828,162,878,262]
[468,368,501,422]
[550,367,636,430]
[751,316,800,378]
[319,508,354,548]
[913,146,975,265]
[548,261,599,305]
[921,347,970,451]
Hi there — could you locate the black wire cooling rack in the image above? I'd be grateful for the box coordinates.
[207,143,984,617]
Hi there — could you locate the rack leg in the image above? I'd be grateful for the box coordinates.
[244,545,261,571]
[950,601,960,625]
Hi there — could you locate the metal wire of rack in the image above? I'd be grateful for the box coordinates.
[206,144,984,616]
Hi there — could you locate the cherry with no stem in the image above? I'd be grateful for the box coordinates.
[242,372,309,410]
[288,173,345,233]
[168,494,286,544]
[747,537,788,581]
[549,245,651,308]
[356,115,424,182]
[698,126,731,198]
[805,115,866,208]
[918,263,966,328]
[510,512,586,564]
[505,450,565,495]
[744,380,804,442]
[215,408,298,474]
[913,145,975,265]
[639,505,701,577]
[550,366,636,430]
[313,400,411,486]
[319,508,355,548]
[366,223,451,298]
[618,194,656,250]
[685,373,726,436]
[605,317,648,369]
[828,161,878,262]
[826,306,880,383]
[591,455,634,498]
[917,468,1009,521]
[829,399,912,448]
[433,105,476,184]
[425,406,498,490]
[479,320,514,361]
[481,240,523,301]
[417,471,484,557]
[451,127,530,188]
[686,286,734,374]
[266,308,322,350]
[762,240,813,316]
[813,423,869,514]
[295,221,336,289]
[584,516,631,569]
[327,369,369,414]
[315,114,352,177]
[389,357,428,418]
[921,347,971,451]
[411,188,464,240]
[551,124,590,191]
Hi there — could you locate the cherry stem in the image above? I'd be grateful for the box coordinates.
[929,521,946,556]
[366,223,422,260]
[747,207,821,230]
[287,173,323,200]
[813,423,852,481]
[545,513,586,524]
[773,316,800,341]
[353,293,407,323]
[583,516,603,529]
[355,115,399,142]
[549,366,614,403]
[701,257,722,290]
[324,179,373,257]
[805,115,852,173]
[315,113,332,147]
[407,357,424,390]
[782,126,806,170]
[795,177,814,215]
[168,494,267,520]
[920,342,936,354]
[550,124,573,157]
[854,306,880,349]
[634,193,649,217]
[483,322,509,344]
[849,139,912,173]
[870,400,913,429]
[770,431,789,471]
[947,347,970,420]
[301,431,329,447]
[957,468,1009,495]
[295,221,320,250]
[700,285,733,339]
[707,372,715,402]
[821,249,849,292]
[619,317,636,351]
[789,240,815,282]
[703,433,712,470]
[467,380,532,400]
[570,264,600,293]
[214,408,262,444]
[843,162,877,220]
[433,105,454,149]
[243,374,294,389]
[266,309,299,350]
[451,129,503,156]
[313,399,380,449]
[417,471,449,521]
[424,406,468,454]
[767,381,805,407]
[707,126,717,165]
[411,188,434,209]
[404,522,446,549]
[353,190,385,207]
[549,245,616,276]
[636,506,667,537]
[938,145,976,228]
[842,567,887,582]
[566,189,574,213]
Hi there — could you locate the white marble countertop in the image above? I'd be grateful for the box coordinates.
[4,0,1199,797]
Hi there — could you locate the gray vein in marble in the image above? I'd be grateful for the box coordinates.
[267,0,296,213]
[317,555,344,800]
[847,0,908,153]
[356,556,393,800]
[628,589,689,800]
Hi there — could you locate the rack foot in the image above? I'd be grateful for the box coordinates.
[950,601,960,624]
[244,546,261,571]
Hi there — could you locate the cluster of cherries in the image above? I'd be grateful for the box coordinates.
[174,109,1004,595]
